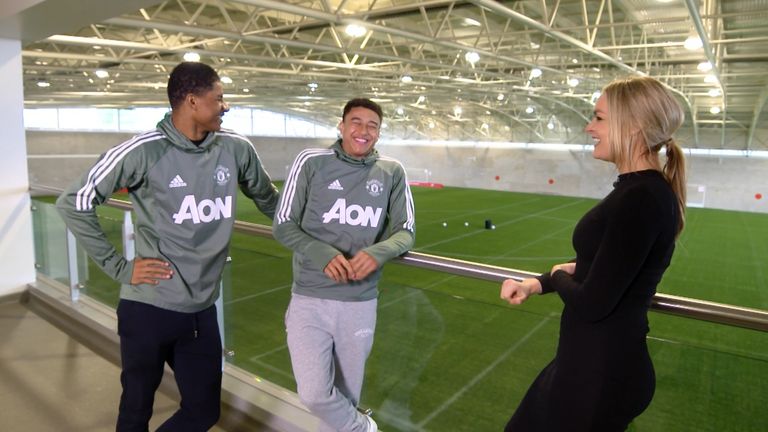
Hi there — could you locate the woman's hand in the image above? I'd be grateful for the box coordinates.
[500,278,542,305]
[551,262,576,276]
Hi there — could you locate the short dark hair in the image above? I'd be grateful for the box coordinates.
[342,98,383,122]
[167,62,220,108]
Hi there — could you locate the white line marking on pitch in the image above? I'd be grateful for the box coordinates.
[224,283,292,305]
[250,344,288,361]
[246,276,453,365]
[416,314,553,428]
[419,199,584,250]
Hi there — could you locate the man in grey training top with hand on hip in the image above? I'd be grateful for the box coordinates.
[273,98,415,432]
[56,61,279,431]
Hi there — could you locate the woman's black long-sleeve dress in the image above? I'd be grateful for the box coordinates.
[505,169,679,432]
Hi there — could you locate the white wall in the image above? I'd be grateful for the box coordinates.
[26,130,767,214]
[0,38,35,295]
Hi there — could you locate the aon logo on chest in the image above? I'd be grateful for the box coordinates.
[322,198,382,227]
[173,195,233,224]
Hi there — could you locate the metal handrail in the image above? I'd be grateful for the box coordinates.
[33,185,768,332]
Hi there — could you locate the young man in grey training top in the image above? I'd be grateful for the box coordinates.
[56,62,279,431]
[273,98,415,431]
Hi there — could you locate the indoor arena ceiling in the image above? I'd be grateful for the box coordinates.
[14,0,768,149]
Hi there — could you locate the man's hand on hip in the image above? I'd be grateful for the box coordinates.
[130,257,173,285]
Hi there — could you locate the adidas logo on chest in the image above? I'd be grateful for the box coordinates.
[169,175,187,188]
[328,179,344,190]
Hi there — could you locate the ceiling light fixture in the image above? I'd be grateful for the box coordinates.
[697,61,712,72]
[345,24,367,38]
[94,69,109,78]
[220,76,233,84]
[567,78,580,87]
[525,106,534,114]
[684,36,703,51]
[401,75,413,83]
[183,52,201,62]
[464,51,480,65]
[36,80,51,88]
[497,93,505,101]
[529,68,543,79]
[708,88,721,97]
[709,106,721,114]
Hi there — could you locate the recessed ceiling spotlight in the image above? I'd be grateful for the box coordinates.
[36,80,51,88]
[401,75,413,83]
[530,68,543,79]
[497,93,505,101]
[525,106,534,114]
[465,51,480,65]
[94,69,109,79]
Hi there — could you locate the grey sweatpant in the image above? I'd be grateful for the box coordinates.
[285,294,377,432]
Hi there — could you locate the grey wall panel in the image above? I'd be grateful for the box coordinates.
[27,131,767,213]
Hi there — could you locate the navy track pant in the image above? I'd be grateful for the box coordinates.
[116,299,222,432]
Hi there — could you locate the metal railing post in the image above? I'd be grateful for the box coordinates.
[122,210,135,260]
[65,228,81,303]
[218,256,234,368]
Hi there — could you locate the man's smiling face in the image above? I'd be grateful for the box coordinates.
[338,106,381,158]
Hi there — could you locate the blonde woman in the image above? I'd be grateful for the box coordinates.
[501,76,687,431]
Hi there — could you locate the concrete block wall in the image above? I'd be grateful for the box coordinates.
[26,130,767,213]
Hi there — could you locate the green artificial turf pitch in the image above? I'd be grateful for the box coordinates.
[33,186,768,431]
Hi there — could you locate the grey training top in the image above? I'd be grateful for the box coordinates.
[56,113,279,313]
[273,140,415,301]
